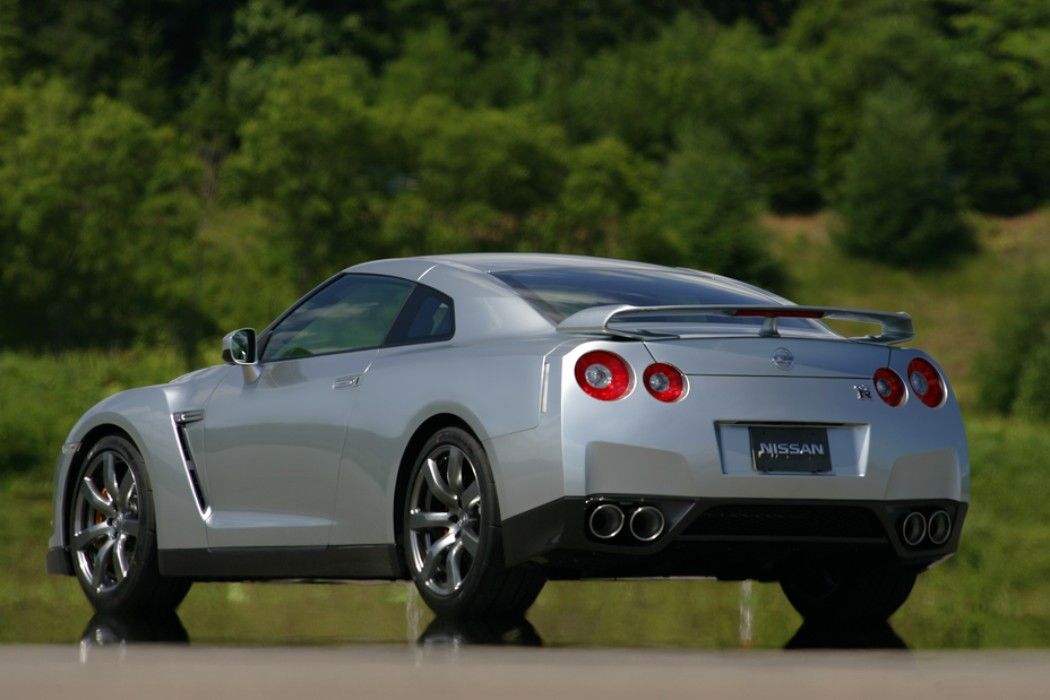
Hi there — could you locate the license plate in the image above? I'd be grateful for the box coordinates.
[749,426,831,473]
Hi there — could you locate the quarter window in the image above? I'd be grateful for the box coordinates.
[387,286,455,345]
[262,275,415,361]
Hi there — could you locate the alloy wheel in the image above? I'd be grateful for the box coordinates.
[72,450,141,594]
[407,444,483,596]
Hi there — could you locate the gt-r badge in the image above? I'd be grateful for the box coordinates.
[853,384,873,400]
[771,347,794,370]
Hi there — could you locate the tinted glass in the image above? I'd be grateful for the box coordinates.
[492,267,787,323]
[385,285,455,345]
[263,275,414,361]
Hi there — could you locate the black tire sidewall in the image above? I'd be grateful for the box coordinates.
[402,427,501,616]
[69,435,160,613]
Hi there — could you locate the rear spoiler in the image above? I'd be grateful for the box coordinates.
[557,304,914,345]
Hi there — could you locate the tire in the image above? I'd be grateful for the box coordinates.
[779,564,917,624]
[402,427,545,618]
[68,435,191,613]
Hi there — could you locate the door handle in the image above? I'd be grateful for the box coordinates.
[332,375,360,390]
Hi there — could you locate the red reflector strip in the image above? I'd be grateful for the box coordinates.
[732,309,825,319]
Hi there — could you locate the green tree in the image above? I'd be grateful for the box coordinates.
[227,58,399,286]
[378,23,476,104]
[0,79,205,354]
[946,0,1050,213]
[380,96,568,254]
[834,82,973,265]
[652,126,784,289]
[543,137,659,258]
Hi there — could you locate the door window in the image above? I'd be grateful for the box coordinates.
[262,274,415,361]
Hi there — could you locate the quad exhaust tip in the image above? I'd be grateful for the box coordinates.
[629,506,665,542]
[588,503,625,539]
[901,511,927,547]
[927,509,952,545]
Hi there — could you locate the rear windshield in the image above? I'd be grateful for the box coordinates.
[492,267,812,330]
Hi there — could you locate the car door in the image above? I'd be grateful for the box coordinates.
[198,273,416,548]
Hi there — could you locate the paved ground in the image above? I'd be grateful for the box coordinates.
[1,645,1048,699]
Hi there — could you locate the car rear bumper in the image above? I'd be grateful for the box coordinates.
[501,496,966,580]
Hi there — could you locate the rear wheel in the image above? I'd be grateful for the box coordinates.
[780,564,917,624]
[402,427,545,618]
[69,435,191,613]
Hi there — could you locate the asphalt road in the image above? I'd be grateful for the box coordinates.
[2,645,1048,699]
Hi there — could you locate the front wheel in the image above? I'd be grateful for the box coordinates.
[402,427,545,618]
[780,564,917,624]
[69,435,191,613]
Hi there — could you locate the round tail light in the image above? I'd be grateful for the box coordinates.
[873,367,906,407]
[575,351,632,401]
[643,363,686,402]
[908,358,945,408]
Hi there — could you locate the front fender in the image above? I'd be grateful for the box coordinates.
[50,375,223,560]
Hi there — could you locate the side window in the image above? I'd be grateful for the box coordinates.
[262,275,415,361]
[387,285,455,345]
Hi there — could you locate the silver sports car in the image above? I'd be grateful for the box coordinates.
[47,254,968,622]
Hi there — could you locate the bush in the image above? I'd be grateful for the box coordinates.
[1014,332,1050,420]
[834,81,973,265]
[975,265,1050,415]
[0,351,188,477]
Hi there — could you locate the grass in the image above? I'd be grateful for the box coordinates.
[1,210,1047,647]
[764,209,1050,407]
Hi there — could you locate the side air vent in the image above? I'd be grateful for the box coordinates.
[172,411,209,516]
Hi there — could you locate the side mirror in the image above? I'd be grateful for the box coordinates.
[222,328,257,365]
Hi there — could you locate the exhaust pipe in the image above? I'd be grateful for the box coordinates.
[901,511,927,546]
[588,504,625,539]
[927,510,952,545]
[629,506,665,542]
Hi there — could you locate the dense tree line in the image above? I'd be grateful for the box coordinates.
[0,0,1046,358]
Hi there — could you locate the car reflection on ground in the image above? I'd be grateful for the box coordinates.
[79,611,906,650]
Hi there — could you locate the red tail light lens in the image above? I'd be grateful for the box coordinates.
[908,358,945,408]
[575,351,632,401]
[643,363,686,402]
[873,368,906,407]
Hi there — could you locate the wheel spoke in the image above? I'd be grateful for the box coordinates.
[447,541,465,590]
[421,531,457,581]
[409,510,454,531]
[460,525,479,556]
[423,458,457,508]
[82,478,115,516]
[446,447,465,495]
[102,452,120,501]
[73,523,114,551]
[117,470,135,511]
[461,481,480,510]
[113,535,129,581]
[91,538,115,589]
[119,517,140,539]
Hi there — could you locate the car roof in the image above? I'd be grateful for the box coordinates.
[346,252,670,275]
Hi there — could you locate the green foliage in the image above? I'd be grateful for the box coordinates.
[1014,337,1050,420]
[656,127,784,290]
[227,58,391,286]
[0,0,1045,355]
[0,79,207,354]
[834,82,973,265]
[974,266,1050,415]
[544,138,658,258]
[0,350,187,477]
[378,23,475,104]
